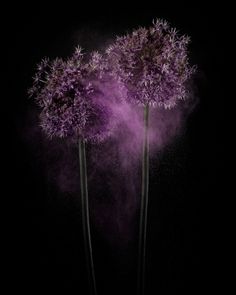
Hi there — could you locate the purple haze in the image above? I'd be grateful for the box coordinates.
[24,83,196,246]
[26,20,197,246]
[87,85,196,246]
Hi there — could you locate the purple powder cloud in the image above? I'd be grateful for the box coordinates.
[26,20,197,245]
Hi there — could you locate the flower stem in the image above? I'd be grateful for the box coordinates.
[79,139,97,295]
[138,104,149,295]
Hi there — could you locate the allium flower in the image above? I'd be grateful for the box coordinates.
[106,19,196,108]
[29,47,112,142]
[105,19,196,295]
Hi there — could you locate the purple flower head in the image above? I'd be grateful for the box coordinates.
[29,47,113,143]
[106,19,196,108]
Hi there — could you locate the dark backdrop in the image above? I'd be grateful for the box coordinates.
[8,3,224,295]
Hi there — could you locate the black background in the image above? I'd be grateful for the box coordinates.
[8,3,224,295]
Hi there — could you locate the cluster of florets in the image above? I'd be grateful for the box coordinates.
[106,19,195,108]
[29,47,112,142]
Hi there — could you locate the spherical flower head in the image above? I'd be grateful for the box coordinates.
[106,19,196,109]
[29,47,112,143]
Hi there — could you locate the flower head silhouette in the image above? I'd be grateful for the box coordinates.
[106,19,195,108]
[29,47,111,142]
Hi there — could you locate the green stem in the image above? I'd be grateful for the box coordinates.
[79,139,97,295]
[138,104,149,295]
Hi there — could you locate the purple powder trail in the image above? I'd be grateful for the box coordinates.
[22,94,196,247]
[24,21,197,247]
